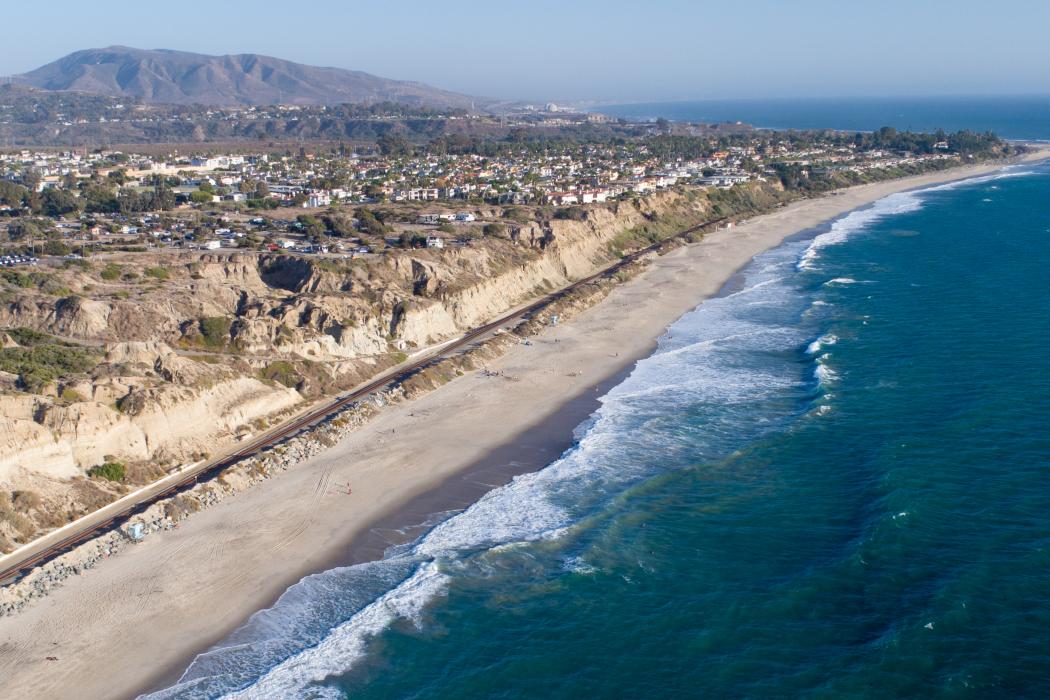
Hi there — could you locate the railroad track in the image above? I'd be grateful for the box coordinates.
[0,215,727,587]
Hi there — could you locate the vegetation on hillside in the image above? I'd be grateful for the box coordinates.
[0,328,102,392]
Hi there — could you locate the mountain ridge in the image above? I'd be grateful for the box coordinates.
[14,46,484,109]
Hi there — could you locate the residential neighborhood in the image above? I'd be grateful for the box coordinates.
[0,126,986,260]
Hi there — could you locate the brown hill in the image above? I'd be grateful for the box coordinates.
[15,46,484,109]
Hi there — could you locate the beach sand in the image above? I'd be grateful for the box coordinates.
[1,153,1045,699]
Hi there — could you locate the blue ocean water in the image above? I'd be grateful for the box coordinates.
[602,97,1050,140]
[148,161,1050,699]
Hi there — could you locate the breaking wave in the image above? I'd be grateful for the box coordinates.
[798,191,923,271]
[806,333,839,355]
[797,168,1035,272]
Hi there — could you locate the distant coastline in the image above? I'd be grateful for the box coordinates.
[601,96,1050,140]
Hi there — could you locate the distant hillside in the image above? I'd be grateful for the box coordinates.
[15,46,483,110]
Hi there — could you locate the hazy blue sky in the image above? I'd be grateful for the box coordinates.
[4,0,1049,102]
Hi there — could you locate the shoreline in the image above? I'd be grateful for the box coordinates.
[1,151,1046,700]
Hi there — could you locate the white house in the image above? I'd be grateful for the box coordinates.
[202,239,222,250]
[547,192,579,205]
[425,235,445,249]
[454,212,476,222]
[579,189,610,204]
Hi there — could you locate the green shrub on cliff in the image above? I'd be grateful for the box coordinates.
[88,461,125,482]
[99,263,123,280]
[553,207,588,221]
[260,361,301,388]
[0,334,101,392]
[199,316,232,348]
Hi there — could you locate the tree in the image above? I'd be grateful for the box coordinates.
[82,183,119,213]
[873,126,899,148]
[0,181,28,208]
[41,239,71,256]
[8,218,51,242]
[295,215,326,238]
[363,184,386,202]
[353,207,391,236]
[254,181,269,199]
[398,232,426,248]
[39,188,81,217]
[377,133,411,157]
[21,171,41,193]
[322,214,355,237]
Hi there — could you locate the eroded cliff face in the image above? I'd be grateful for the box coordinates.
[3,190,710,358]
[0,341,300,484]
[0,188,721,550]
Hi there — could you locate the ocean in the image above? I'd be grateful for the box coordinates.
[146,160,1050,697]
[602,96,1050,141]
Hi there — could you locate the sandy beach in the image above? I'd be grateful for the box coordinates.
[1,152,1046,699]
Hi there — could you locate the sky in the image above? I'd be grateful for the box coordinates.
[3,0,1049,103]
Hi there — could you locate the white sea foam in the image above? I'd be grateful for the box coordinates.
[225,562,449,699]
[797,167,1036,272]
[562,556,598,575]
[923,168,1034,193]
[798,191,923,271]
[814,358,838,387]
[806,333,839,355]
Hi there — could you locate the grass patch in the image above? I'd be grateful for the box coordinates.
[5,327,53,347]
[0,492,36,539]
[144,266,170,280]
[88,461,125,482]
[1,270,69,296]
[60,387,85,403]
[0,333,101,392]
[62,258,91,271]
[260,361,301,388]
[199,316,232,348]
[99,263,123,280]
